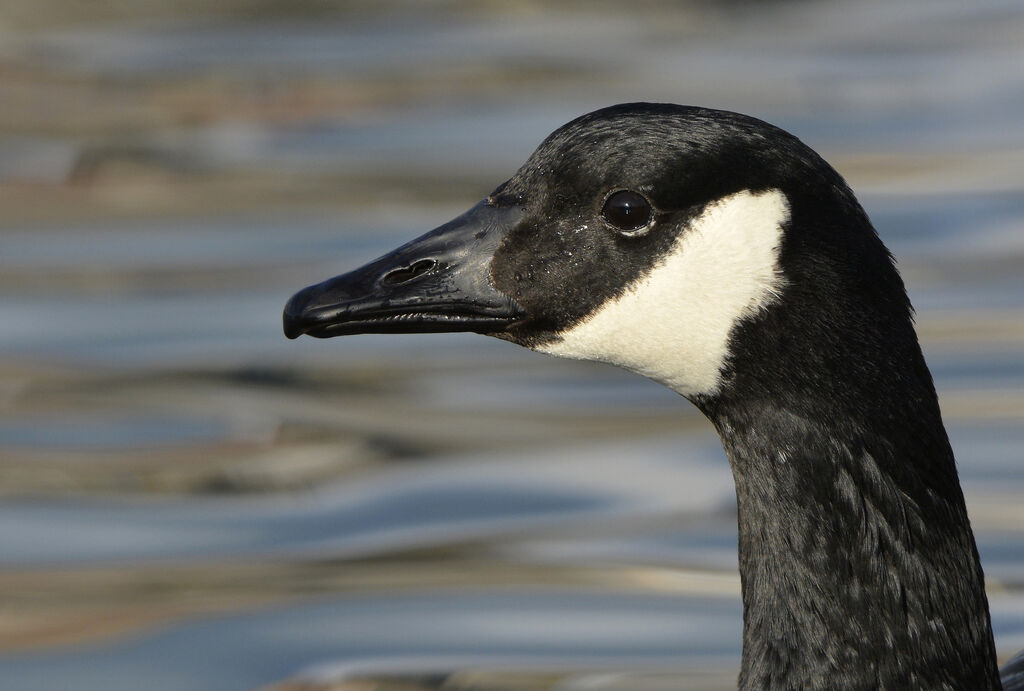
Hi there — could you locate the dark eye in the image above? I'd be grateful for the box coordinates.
[601,190,653,233]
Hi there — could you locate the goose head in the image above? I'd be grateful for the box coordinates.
[284,102,910,408]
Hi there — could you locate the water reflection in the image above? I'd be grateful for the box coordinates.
[1,1,1023,689]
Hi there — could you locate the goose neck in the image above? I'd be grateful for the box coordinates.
[701,400,1000,690]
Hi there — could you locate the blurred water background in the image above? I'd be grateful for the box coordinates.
[1,1,1023,689]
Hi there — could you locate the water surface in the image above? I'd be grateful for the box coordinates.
[1,1,1023,689]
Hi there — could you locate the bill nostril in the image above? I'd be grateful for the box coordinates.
[380,259,437,286]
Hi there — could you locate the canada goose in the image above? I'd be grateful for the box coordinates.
[284,103,1023,690]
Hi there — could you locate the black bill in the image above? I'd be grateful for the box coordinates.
[283,201,525,339]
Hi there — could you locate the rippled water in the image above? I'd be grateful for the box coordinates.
[2,1,1023,689]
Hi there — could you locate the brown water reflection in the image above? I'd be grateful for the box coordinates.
[2,1,1024,689]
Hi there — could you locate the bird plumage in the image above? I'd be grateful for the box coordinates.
[284,103,1019,690]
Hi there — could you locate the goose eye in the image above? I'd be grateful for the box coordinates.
[601,190,653,233]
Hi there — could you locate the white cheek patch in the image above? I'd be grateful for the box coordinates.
[538,189,789,397]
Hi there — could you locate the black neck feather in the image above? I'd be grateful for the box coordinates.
[703,395,999,690]
[694,191,1000,689]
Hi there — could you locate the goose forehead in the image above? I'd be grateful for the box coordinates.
[538,189,789,397]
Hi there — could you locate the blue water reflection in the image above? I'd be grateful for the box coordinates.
[2,1,1023,689]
